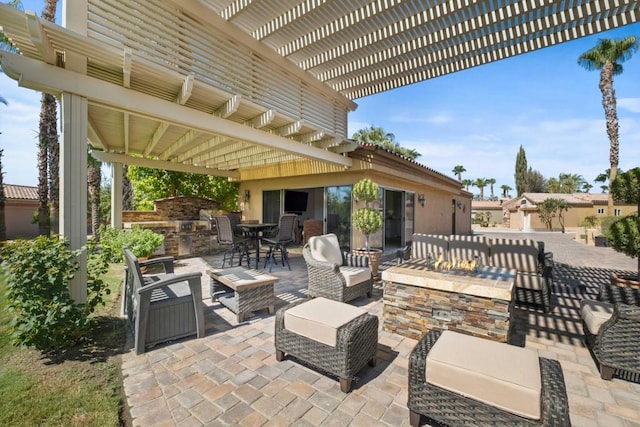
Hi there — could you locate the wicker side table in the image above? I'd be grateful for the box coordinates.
[275,299,378,392]
[207,267,278,322]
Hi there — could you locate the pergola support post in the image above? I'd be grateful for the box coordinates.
[111,162,123,229]
[60,92,88,303]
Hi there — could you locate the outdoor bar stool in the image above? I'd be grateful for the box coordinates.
[409,330,570,426]
[274,297,378,392]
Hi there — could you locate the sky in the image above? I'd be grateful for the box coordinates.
[1,2,639,198]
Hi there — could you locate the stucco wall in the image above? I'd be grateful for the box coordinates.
[6,200,38,239]
[238,159,472,250]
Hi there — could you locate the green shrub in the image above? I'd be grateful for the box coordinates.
[581,215,599,228]
[98,225,164,263]
[599,215,618,237]
[0,236,111,351]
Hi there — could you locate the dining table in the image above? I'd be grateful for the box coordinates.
[238,223,277,269]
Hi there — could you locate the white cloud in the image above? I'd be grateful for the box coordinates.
[619,98,640,113]
[390,111,453,125]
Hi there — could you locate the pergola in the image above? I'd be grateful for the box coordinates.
[0,0,638,301]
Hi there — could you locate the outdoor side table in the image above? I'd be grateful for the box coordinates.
[207,267,278,322]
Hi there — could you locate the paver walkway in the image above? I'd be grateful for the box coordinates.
[122,231,640,426]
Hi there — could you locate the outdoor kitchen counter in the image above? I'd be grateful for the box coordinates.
[381,262,517,343]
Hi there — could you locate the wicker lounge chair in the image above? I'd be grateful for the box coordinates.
[580,275,640,380]
[123,248,205,354]
[303,233,373,303]
[408,330,571,426]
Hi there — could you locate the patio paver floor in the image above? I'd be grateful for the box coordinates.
[122,231,640,426]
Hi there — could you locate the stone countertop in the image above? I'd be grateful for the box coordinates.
[381,261,516,300]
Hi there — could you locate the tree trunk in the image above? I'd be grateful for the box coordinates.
[88,162,101,240]
[122,164,134,211]
[599,61,619,216]
[0,149,6,242]
[37,1,58,237]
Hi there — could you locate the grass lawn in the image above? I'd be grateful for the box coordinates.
[0,263,129,426]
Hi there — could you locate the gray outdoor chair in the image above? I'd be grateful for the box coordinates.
[123,248,204,354]
[262,213,298,272]
[213,215,250,267]
[303,233,373,303]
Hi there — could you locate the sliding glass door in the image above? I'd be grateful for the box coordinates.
[325,186,352,251]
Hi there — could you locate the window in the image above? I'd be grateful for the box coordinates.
[597,208,605,214]
[614,208,622,216]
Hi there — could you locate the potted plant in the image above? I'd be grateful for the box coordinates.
[352,178,383,276]
[607,167,640,287]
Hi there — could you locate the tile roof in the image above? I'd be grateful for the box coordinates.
[4,184,38,200]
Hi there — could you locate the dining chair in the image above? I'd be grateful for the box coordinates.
[262,213,298,272]
[213,215,250,267]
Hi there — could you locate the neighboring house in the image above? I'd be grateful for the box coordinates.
[238,143,472,253]
[4,184,38,239]
[502,193,636,231]
[471,200,507,227]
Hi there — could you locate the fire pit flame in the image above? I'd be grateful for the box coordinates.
[432,254,479,273]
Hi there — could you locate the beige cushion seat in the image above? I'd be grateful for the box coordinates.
[580,299,614,335]
[275,297,378,393]
[425,331,542,420]
[284,297,367,346]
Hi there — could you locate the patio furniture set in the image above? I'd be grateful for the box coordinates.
[123,228,640,425]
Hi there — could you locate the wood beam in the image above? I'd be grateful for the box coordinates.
[245,109,275,128]
[144,122,169,157]
[160,129,200,160]
[177,73,194,105]
[91,151,239,179]
[87,117,107,150]
[25,11,55,64]
[123,48,132,88]
[217,94,241,118]
[277,120,302,137]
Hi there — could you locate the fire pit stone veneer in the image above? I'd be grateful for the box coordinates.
[123,196,226,259]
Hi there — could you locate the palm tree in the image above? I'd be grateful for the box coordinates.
[122,164,134,210]
[473,178,489,201]
[500,184,513,198]
[578,36,639,215]
[351,125,420,160]
[461,179,473,192]
[36,0,59,236]
[452,165,466,182]
[583,183,593,193]
[487,178,496,200]
[88,152,102,240]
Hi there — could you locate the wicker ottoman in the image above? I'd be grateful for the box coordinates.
[275,298,378,392]
[409,330,570,426]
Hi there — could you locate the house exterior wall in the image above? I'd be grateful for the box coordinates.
[237,155,471,249]
[507,202,637,231]
[5,200,38,239]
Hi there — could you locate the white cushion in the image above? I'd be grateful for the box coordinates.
[426,331,542,420]
[339,266,371,287]
[580,299,614,335]
[308,234,343,266]
[283,297,367,347]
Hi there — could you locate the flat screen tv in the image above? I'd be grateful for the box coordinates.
[284,190,308,213]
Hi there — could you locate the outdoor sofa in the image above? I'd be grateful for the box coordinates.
[398,234,554,312]
[580,275,640,380]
